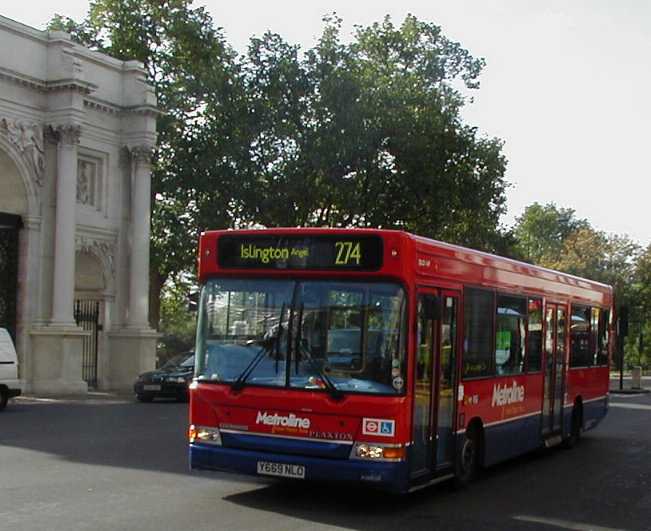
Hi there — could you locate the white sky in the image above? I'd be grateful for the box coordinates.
[3,1,650,246]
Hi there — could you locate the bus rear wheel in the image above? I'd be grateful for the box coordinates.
[563,404,582,449]
[455,426,480,487]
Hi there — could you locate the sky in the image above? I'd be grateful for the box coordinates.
[3,1,649,246]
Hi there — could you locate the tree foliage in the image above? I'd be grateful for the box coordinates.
[49,0,242,325]
[513,202,589,264]
[237,16,510,252]
[49,6,512,331]
[514,201,650,368]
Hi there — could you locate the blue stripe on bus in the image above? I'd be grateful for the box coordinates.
[470,396,608,467]
[578,396,608,432]
[190,443,409,493]
[479,413,543,467]
[220,432,352,459]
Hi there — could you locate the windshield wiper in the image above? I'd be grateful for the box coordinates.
[295,303,344,401]
[231,302,286,392]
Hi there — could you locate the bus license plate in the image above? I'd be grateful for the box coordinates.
[257,461,305,479]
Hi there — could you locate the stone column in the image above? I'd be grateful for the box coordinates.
[29,123,88,395]
[127,145,153,329]
[107,145,157,391]
[50,124,81,327]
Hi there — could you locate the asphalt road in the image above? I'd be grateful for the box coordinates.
[1,392,650,531]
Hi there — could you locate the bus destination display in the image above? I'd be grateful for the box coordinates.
[217,235,383,270]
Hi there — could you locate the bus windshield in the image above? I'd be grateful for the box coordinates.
[195,278,407,395]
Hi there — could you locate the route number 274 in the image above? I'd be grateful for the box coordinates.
[335,241,362,265]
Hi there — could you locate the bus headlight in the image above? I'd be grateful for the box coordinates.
[350,442,405,462]
[189,425,222,446]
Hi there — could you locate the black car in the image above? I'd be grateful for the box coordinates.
[134,352,194,402]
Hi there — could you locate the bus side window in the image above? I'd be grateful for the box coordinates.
[462,288,495,378]
[495,295,526,376]
[570,305,592,367]
[596,308,609,366]
[526,299,543,372]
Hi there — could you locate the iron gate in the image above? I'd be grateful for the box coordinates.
[0,213,21,343]
[74,299,102,388]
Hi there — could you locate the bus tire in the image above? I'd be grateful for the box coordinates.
[0,387,7,411]
[455,425,480,487]
[563,403,582,449]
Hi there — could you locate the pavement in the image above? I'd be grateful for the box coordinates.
[610,375,651,394]
[1,391,650,531]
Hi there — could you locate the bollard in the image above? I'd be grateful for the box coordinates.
[632,366,642,390]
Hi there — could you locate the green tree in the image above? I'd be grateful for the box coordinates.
[635,245,651,321]
[514,204,647,368]
[239,15,512,253]
[513,202,589,264]
[50,8,514,334]
[49,0,243,327]
[157,276,197,363]
[628,245,651,369]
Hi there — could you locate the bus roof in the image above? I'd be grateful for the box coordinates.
[198,228,612,307]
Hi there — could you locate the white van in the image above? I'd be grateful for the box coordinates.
[0,328,22,410]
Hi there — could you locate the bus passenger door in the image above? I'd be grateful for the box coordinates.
[410,290,438,478]
[543,303,566,435]
[552,307,567,433]
[434,291,459,468]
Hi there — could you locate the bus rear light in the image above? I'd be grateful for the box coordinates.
[189,424,222,446]
[350,442,405,462]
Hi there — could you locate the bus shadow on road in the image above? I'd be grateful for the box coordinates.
[222,437,634,531]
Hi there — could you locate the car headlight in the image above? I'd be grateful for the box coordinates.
[189,425,222,446]
[350,442,405,462]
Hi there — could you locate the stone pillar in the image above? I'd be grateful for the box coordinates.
[29,124,88,395]
[50,124,81,326]
[106,145,157,391]
[127,145,153,328]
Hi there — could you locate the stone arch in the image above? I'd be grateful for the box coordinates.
[75,250,106,295]
[74,238,116,298]
[0,134,39,219]
[0,137,38,378]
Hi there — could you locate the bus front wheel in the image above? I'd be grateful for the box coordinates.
[455,425,480,487]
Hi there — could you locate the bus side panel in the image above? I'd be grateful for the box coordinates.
[565,366,609,432]
[482,414,542,467]
[458,373,544,467]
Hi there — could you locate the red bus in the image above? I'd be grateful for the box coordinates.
[189,228,612,493]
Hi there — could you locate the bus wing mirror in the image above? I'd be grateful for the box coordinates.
[423,296,441,321]
[187,291,199,313]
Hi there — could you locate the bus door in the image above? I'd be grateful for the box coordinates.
[435,291,459,468]
[543,303,567,435]
[410,289,459,478]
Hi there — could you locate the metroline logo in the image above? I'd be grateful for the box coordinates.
[255,411,311,430]
[491,381,525,407]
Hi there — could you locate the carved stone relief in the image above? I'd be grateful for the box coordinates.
[75,235,116,283]
[0,118,45,186]
[53,123,82,146]
[77,157,102,209]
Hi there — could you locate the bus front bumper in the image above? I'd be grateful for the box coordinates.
[190,443,410,493]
